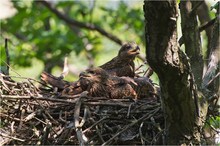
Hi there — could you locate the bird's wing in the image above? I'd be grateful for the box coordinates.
[99,57,118,70]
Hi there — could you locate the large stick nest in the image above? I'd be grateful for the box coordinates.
[0,73,164,145]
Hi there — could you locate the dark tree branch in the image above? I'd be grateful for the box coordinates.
[178,18,216,47]
[4,38,10,75]
[39,0,123,45]
[180,0,203,87]
[190,1,203,15]
[202,14,220,95]
[198,18,216,33]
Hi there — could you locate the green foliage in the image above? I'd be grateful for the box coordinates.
[1,0,144,77]
[209,116,220,129]
[211,1,219,12]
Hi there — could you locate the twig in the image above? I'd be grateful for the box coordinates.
[127,102,134,117]
[74,97,82,128]
[24,111,38,122]
[18,108,25,130]
[1,95,143,108]
[1,61,21,77]
[0,74,11,91]
[139,122,151,144]
[135,61,146,71]
[199,18,216,32]
[83,117,108,134]
[1,95,76,103]
[0,132,25,142]
[79,107,89,127]
[41,120,52,145]
[3,75,48,86]
[207,71,220,87]
[10,121,15,135]
[101,107,160,146]
[1,113,24,122]
[34,117,47,125]
[4,38,10,75]
[74,95,87,145]
[36,100,60,125]
[60,57,69,79]
[59,110,67,124]
[96,125,105,143]
[145,67,154,78]
[190,1,203,15]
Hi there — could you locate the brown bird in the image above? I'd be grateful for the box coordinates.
[61,81,83,96]
[121,76,157,100]
[41,71,70,89]
[99,42,140,77]
[79,67,137,99]
[41,72,83,96]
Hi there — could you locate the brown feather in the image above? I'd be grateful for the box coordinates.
[100,42,140,77]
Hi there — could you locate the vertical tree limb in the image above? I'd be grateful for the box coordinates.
[180,0,203,87]
[202,14,220,95]
[144,1,203,144]
[197,1,212,62]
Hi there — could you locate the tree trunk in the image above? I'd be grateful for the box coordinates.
[202,9,220,96]
[180,0,203,87]
[144,1,203,144]
[197,0,212,63]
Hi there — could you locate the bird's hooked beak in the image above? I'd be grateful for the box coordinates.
[129,45,140,55]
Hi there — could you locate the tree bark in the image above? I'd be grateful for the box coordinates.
[180,0,203,87]
[197,1,212,61]
[202,12,220,95]
[144,1,202,144]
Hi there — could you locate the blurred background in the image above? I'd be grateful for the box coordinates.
[0,0,216,83]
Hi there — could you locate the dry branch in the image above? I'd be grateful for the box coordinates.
[1,73,163,145]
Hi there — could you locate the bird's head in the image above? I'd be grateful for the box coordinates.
[118,42,140,58]
[79,67,109,83]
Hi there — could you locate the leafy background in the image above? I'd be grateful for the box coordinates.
[0,0,216,82]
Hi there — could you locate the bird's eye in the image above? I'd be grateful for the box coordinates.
[126,46,131,50]
[88,71,95,74]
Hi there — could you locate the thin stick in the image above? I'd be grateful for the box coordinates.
[4,38,10,75]
[190,1,203,15]
[83,117,108,134]
[1,95,135,107]
[101,108,160,146]
[0,132,25,142]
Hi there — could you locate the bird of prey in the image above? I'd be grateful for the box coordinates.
[41,72,83,96]
[79,67,137,99]
[121,77,157,100]
[41,71,69,89]
[61,81,83,96]
[100,42,140,77]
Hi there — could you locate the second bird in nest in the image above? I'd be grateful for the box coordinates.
[78,67,156,100]
[79,67,137,99]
